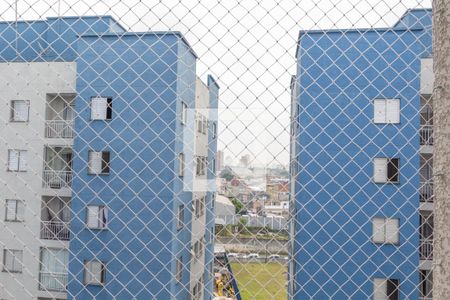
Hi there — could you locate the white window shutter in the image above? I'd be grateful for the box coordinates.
[91,97,107,120]
[89,151,102,174]
[18,151,27,171]
[373,218,385,243]
[374,100,387,123]
[16,201,24,221]
[385,218,399,244]
[6,200,17,220]
[373,278,387,300]
[4,250,14,270]
[386,99,400,124]
[87,206,99,228]
[373,158,387,183]
[8,150,19,171]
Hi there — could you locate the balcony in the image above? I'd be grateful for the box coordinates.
[420,181,434,203]
[420,125,433,146]
[420,238,433,260]
[45,120,74,139]
[40,221,69,241]
[39,271,68,292]
[43,170,72,189]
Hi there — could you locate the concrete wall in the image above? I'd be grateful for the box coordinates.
[293,9,432,299]
[0,61,76,300]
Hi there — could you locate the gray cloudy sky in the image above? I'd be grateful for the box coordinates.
[1,0,432,165]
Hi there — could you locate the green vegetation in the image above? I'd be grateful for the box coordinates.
[230,197,245,214]
[231,262,287,300]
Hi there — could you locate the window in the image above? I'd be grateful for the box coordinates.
[373,278,399,300]
[373,158,399,183]
[192,277,203,300]
[194,197,205,218]
[176,257,182,282]
[373,217,400,244]
[181,102,187,125]
[197,113,202,133]
[192,239,204,259]
[86,206,108,229]
[39,248,69,291]
[84,260,106,285]
[91,97,112,120]
[202,116,208,134]
[5,200,24,222]
[10,100,30,122]
[420,270,433,299]
[178,153,185,177]
[212,122,217,138]
[177,205,184,229]
[3,249,23,273]
[374,99,400,124]
[8,150,27,172]
[88,151,110,174]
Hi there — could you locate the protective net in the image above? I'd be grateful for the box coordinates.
[0,0,435,299]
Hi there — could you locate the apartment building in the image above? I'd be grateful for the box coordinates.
[0,16,218,300]
[290,9,433,299]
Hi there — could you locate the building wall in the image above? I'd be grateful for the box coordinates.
[292,9,432,299]
[0,61,76,300]
[67,33,193,299]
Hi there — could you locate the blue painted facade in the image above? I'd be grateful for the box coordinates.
[0,16,217,299]
[291,9,432,299]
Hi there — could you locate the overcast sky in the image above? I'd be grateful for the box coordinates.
[0,0,432,166]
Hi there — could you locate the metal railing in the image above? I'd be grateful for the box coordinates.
[419,297,433,300]
[42,170,72,189]
[45,120,74,138]
[420,125,433,146]
[39,271,68,291]
[40,221,70,240]
[420,238,433,260]
[420,181,434,203]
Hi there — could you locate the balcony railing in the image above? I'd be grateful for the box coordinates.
[420,125,433,146]
[43,170,72,189]
[420,238,433,260]
[39,271,68,291]
[45,120,74,138]
[40,221,69,241]
[420,181,434,203]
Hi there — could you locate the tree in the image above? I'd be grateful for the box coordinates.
[219,167,234,181]
[230,197,245,214]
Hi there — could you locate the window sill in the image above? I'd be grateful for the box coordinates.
[87,227,108,231]
[2,270,22,273]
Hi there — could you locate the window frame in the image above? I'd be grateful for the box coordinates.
[373,98,400,124]
[5,199,24,222]
[176,256,182,282]
[86,205,108,230]
[88,150,111,175]
[2,249,23,273]
[10,100,30,122]
[372,217,400,245]
[7,149,27,172]
[84,260,106,286]
[373,157,400,183]
[90,96,112,121]
[181,102,187,125]
[178,153,185,177]
[177,204,184,229]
